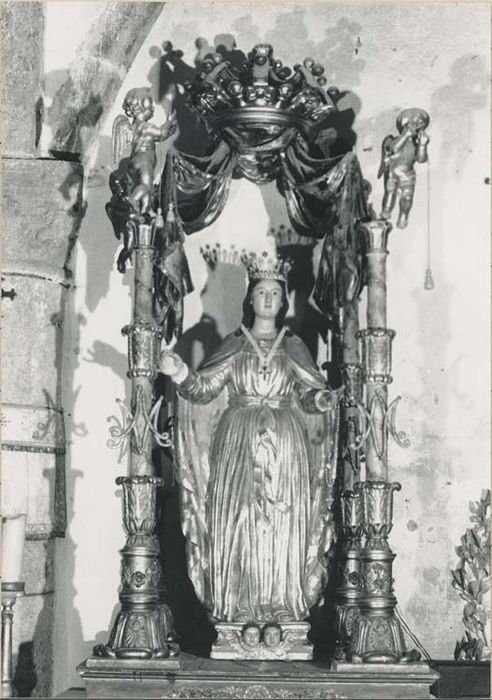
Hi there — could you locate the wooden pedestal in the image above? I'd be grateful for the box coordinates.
[76,653,439,698]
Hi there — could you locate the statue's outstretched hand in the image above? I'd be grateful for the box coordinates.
[315,386,344,413]
[159,351,188,383]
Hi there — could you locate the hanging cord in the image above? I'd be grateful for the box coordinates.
[424,159,434,290]
[395,605,432,662]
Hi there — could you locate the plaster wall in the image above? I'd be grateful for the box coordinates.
[50,2,490,693]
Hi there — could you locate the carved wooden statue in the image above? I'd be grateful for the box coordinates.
[112,87,177,215]
[108,87,177,272]
[159,253,340,660]
[378,108,430,229]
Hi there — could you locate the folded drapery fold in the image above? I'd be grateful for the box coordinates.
[159,132,371,334]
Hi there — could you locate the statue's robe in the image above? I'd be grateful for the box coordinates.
[175,328,338,622]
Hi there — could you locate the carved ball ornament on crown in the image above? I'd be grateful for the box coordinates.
[184,44,339,148]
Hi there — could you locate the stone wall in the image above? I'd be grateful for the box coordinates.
[2,3,83,696]
[2,2,172,695]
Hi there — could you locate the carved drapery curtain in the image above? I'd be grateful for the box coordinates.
[156,135,370,338]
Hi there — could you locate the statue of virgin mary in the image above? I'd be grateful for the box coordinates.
[159,252,339,656]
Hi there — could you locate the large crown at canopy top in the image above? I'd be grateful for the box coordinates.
[184,44,339,138]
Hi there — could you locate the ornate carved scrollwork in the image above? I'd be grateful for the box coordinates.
[354,391,410,459]
[107,386,172,459]
[162,686,347,699]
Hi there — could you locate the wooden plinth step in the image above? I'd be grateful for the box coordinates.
[77,653,440,699]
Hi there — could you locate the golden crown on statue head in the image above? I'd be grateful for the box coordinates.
[241,251,292,283]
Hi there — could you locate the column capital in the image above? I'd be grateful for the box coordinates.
[360,219,392,253]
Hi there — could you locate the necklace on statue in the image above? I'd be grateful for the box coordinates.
[241,324,287,380]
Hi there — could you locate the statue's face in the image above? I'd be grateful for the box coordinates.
[242,626,260,647]
[252,279,283,321]
[263,625,281,648]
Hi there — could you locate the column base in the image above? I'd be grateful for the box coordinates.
[93,604,179,661]
[349,611,411,663]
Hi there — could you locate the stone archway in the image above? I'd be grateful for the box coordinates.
[2,3,165,696]
[47,2,165,159]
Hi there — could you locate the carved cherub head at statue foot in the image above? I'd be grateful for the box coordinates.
[396,108,430,135]
[241,623,261,648]
[123,88,155,123]
[262,623,283,649]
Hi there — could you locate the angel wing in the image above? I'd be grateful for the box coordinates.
[377,134,394,179]
[111,114,134,167]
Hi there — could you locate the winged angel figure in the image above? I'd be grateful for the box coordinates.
[108,88,177,272]
[377,108,430,229]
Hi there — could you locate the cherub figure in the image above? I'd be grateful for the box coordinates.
[378,108,430,229]
[112,87,177,215]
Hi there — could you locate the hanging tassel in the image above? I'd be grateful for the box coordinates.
[424,159,434,291]
[166,202,176,224]
[424,268,434,290]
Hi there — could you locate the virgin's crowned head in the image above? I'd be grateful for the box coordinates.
[242,278,289,329]
[241,251,290,329]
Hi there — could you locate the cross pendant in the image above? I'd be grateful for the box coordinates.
[259,364,271,380]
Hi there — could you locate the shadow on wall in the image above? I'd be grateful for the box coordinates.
[46,84,104,158]
[401,277,464,655]
[430,54,489,179]
[81,135,134,316]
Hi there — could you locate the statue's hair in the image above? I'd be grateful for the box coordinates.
[123,87,153,112]
[241,279,289,330]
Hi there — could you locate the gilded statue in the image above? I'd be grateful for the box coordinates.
[378,108,430,229]
[112,87,177,216]
[159,252,339,659]
[108,87,177,272]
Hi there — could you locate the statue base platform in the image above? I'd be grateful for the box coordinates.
[211,621,312,660]
[77,652,439,698]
